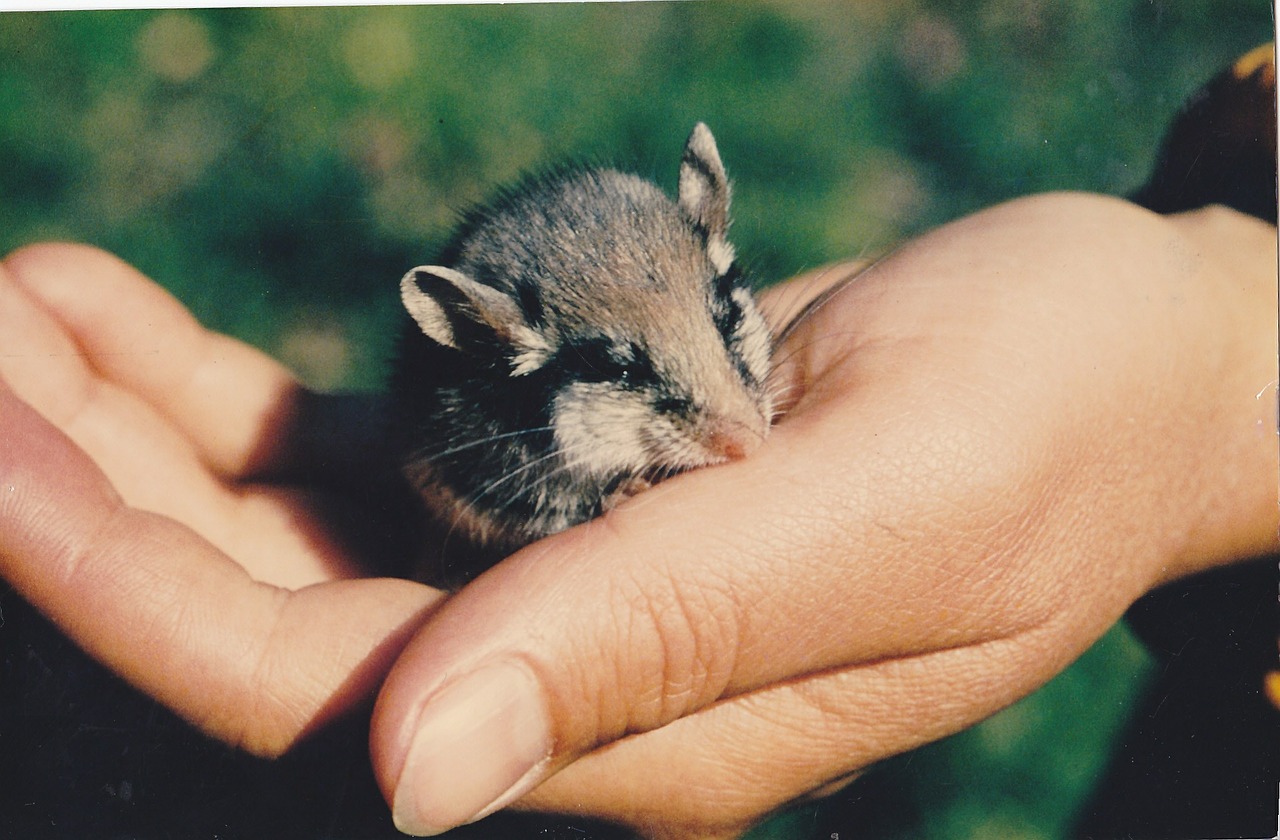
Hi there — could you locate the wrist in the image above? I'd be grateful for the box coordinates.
[1149,207,1277,585]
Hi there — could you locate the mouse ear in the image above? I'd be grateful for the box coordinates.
[678,123,735,273]
[400,266,551,370]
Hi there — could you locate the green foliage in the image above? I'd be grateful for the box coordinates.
[3,2,1269,386]
[0,2,1269,837]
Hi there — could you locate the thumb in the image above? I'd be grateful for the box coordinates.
[367,474,760,835]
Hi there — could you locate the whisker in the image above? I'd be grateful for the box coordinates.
[772,257,884,349]
[764,262,847,336]
[452,435,627,525]
[494,448,607,511]
[762,251,876,341]
[763,381,804,406]
[433,409,778,554]
[765,328,867,380]
[407,424,557,465]
[435,446,572,551]
[459,447,569,510]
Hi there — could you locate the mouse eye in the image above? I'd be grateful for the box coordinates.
[604,345,646,384]
[572,338,651,386]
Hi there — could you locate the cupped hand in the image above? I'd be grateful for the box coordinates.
[370,193,1278,838]
[0,242,445,756]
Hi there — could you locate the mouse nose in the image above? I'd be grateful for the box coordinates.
[702,412,767,462]
[707,427,750,461]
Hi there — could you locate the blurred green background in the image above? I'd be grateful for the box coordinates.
[0,2,1271,839]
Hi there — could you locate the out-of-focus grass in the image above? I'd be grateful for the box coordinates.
[0,3,1270,838]
[4,2,1268,390]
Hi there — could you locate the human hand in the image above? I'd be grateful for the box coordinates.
[370,193,1278,838]
[0,242,445,756]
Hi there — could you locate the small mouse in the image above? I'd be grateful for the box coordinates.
[388,123,773,585]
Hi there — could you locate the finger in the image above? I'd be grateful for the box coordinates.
[4,242,302,479]
[0,260,238,536]
[0,251,97,421]
[0,258,369,586]
[0,382,445,755]
[515,618,1098,838]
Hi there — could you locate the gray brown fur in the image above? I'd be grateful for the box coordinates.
[388,123,772,586]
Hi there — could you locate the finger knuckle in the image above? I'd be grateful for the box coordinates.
[606,566,743,734]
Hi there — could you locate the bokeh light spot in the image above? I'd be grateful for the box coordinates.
[343,13,415,91]
[136,11,215,84]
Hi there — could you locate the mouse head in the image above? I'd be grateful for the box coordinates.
[399,124,773,535]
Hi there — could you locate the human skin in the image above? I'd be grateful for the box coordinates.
[0,193,1275,838]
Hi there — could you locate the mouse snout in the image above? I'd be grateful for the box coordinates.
[700,407,768,463]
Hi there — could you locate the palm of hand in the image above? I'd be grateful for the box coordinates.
[0,242,445,755]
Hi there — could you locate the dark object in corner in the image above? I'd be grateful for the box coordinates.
[1073,556,1280,840]
[1130,43,1277,224]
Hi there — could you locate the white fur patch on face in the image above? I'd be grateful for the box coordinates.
[509,326,554,376]
[731,287,772,386]
[708,238,736,275]
[729,285,754,311]
[551,382,654,478]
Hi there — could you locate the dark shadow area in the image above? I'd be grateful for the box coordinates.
[0,585,637,840]
[1072,556,1279,840]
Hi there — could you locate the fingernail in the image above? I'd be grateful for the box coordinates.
[391,661,553,836]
